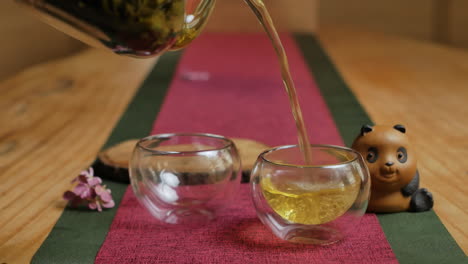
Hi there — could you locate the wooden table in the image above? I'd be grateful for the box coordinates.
[1,28,467,263]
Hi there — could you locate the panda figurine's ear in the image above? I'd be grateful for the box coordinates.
[394,124,406,133]
[360,125,373,136]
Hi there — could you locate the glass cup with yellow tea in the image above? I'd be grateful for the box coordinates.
[250,144,370,244]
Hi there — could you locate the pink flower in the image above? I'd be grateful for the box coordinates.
[63,167,115,211]
[63,190,82,207]
[73,183,93,199]
[73,168,102,187]
[88,185,115,212]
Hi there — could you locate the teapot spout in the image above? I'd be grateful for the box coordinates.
[170,0,216,50]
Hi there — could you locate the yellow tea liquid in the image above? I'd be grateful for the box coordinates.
[261,177,361,225]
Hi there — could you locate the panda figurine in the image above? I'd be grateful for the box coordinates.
[352,124,434,213]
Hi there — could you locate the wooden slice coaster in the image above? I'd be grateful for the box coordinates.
[230,138,270,183]
[93,138,270,183]
[93,139,139,183]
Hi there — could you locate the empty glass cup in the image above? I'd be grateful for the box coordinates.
[250,144,370,244]
[130,133,241,225]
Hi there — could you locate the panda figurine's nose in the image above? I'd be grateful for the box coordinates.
[385,161,394,167]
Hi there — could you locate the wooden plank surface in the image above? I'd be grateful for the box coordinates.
[318,26,468,255]
[0,49,156,263]
[0,27,467,263]
[205,0,317,33]
[318,0,435,41]
[449,0,468,49]
[0,1,84,81]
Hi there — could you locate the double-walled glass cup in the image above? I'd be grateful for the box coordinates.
[130,133,241,225]
[250,145,370,244]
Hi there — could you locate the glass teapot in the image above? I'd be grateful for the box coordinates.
[16,0,216,58]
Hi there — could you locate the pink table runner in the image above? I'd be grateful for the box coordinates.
[95,33,397,263]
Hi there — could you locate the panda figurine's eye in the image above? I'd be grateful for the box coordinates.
[366,147,378,163]
[397,147,407,163]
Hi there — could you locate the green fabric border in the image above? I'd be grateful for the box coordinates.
[32,51,183,264]
[294,33,467,264]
